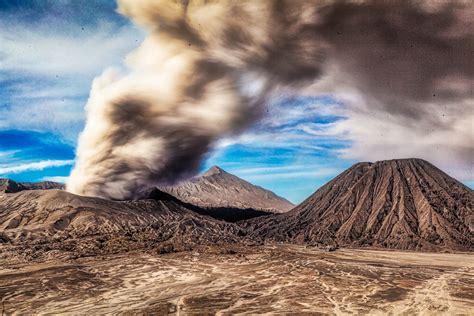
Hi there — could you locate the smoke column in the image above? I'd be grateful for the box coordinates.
[67,0,473,200]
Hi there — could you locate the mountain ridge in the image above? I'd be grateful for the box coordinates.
[156,165,294,214]
[1,158,471,255]
[0,179,64,193]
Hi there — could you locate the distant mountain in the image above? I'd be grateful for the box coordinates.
[157,166,294,214]
[0,189,245,261]
[0,179,27,193]
[0,179,64,193]
[247,159,473,252]
[3,160,471,254]
[19,181,65,190]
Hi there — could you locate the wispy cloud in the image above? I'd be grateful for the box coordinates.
[41,176,69,183]
[0,6,144,143]
[232,164,341,177]
[0,150,20,160]
[202,95,354,202]
[0,11,143,77]
[0,160,74,175]
[239,168,341,181]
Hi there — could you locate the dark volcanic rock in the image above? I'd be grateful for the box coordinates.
[246,159,473,252]
[156,166,294,214]
[0,179,27,193]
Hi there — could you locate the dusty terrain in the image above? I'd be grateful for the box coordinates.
[1,245,472,315]
[0,190,246,262]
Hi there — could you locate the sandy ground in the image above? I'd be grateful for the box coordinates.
[0,245,473,315]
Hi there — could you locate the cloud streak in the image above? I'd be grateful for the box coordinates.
[0,21,142,77]
[0,160,74,175]
[41,176,69,183]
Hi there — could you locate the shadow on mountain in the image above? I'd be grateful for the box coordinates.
[147,188,273,223]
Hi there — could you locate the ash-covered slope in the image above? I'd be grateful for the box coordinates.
[247,159,473,252]
[158,166,294,214]
[0,190,244,260]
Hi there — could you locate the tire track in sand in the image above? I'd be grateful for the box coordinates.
[389,266,473,315]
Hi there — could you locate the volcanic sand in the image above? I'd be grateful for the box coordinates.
[0,245,472,315]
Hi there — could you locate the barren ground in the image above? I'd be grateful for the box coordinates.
[0,245,472,315]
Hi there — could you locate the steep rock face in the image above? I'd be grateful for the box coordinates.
[0,190,245,260]
[158,166,294,214]
[247,159,473,252]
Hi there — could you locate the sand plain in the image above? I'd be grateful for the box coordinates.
[0,245,472,315]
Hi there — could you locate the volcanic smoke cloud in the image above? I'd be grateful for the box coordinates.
[67,0,473,200]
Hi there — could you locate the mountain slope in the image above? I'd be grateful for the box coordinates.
[20,181,65,190]
[0,190,245,261]
[157,166,294,214]
[0,179,64,193]
[247,159,473,252]
[0,179,27,193]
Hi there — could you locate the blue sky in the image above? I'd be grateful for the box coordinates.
[0,1,141,179]
[1,1,472,203]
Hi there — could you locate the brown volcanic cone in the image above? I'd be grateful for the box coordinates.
[157,166,294,214]
[247,159,473,252]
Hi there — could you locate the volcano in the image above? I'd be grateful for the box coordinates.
[156,166,294,214]
[248,159,473,252]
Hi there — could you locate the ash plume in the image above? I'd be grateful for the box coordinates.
[67,0,473,200]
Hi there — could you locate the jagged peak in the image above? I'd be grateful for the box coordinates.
[202,165,227,177]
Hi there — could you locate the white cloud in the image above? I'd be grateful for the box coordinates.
[294,63,474,182]
[0,20,143,77]
[238,168,341,181]
[0,160,74,175]
[233,164,340,176]
[0,14,144,143]
[213,86,473,185]
[41,176,69,183]
[315,99,474,182]
[0,150,20,160]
